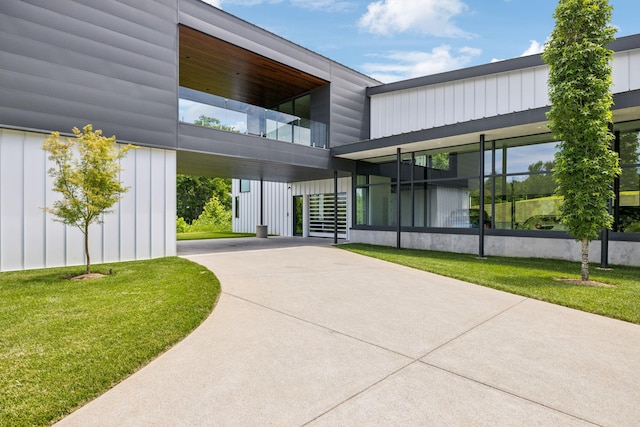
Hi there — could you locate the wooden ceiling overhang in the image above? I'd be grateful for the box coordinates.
[179,25,328,108]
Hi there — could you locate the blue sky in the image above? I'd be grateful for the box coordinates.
[201,0,639,83]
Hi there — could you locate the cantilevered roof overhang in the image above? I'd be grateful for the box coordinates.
[179,25,328,108]
[333,90,640,161]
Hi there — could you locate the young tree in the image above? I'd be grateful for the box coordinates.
[43,125,134,275]
[542,0,620,281]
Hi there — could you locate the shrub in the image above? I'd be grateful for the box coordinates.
[190,195,231,232]
[176,216,190,233]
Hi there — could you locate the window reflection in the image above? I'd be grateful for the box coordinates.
[354,128,640,235]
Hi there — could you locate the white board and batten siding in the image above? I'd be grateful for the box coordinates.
[370,49,640,140]
[232,180,291,236]
[232,177,352,239]
[0,129,176,272]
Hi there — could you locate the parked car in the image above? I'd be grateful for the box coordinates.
[518,215,567,231]
[445,209,491,228]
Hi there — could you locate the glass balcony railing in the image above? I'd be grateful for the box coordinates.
[179,87,327,148]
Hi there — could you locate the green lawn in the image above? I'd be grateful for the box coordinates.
[177,231,255,240]
[0,257,220,427]
[339,244,640,325]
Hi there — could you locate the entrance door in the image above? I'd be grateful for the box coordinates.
[293,195,303,236]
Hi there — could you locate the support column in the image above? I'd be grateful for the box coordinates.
[397,147,401,250]
[256,178,267,238]
[334,170,338,244]
[479,134,486,258]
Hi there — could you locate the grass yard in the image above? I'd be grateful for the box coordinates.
[339,244,640,325]
[177,231,255,240]
[0,257,220,427]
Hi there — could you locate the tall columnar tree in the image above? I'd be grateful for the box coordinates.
[542,0,620,281]
[43,125,134,274]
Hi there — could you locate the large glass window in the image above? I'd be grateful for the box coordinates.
[354,129,640,237]
[617,130,640,233]
[488,137,561,231]
[356,143,482,229]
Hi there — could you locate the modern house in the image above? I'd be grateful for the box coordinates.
[1,0,639,271]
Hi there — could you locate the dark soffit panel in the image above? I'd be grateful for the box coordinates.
[179,25,328,108]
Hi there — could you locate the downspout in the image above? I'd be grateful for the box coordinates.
[479,134,485,258]
[334,170,338,244]
[397,147,401,250]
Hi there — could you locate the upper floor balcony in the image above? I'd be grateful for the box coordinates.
[179,87,328,149]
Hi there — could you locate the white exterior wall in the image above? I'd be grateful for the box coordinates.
[0,129,176,272]
[232,177,352,239]
[370,49,640,139]
[232,180,290,236]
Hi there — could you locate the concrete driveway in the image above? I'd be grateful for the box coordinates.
[57,238,640,426]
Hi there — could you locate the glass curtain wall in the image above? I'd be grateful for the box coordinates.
[354,126,640,236]
[617,130,640,233]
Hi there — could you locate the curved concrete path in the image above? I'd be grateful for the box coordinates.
[57,238,640,426]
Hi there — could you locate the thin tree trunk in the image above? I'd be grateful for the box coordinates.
[581,237,589,281]
[84,224,91,275]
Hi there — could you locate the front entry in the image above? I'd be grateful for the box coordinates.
[293,195,303,236]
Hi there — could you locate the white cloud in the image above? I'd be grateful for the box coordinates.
[358,0,471,38]
[362,45,481,83]
[521,40,544,56]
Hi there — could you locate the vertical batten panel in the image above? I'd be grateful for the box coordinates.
[485,75,498,117]
[400,91,408,133]
[373,96,383,138]
[88,217,104,267]
[426,87,436,128]
[629,50,640,91]
[463,79,475,121]
[393,92,403,136]
[612,52,630,92]
[443,84,455,125]
[165,150,176,256]
[373,96,384,138]
[23,133,47,269]
[496,73,510,115]
[521,69,536,110]
[434,85,445,126]
[474,78,486,119]
[534,66,550,107]
[43,135,66,268]
[135,149,152,259]
[408,90,418,133]
[65,221,85,268]
[454,81,465,123]
[416,89,426,132]
[119,149,137,261]
[102,193,121,263]
[0,131,25,270]
[150,148,166,258]
[508,71,522,112]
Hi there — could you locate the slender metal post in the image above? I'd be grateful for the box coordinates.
[479,134,485,258]
[260,177,264,225]
[397,147,401,250]
[601,130,619,268]
[334,170,338,244]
